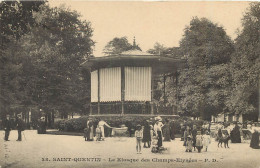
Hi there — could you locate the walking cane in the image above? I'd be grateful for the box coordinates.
[22,131,27,141]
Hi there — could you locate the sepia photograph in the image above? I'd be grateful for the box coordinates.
[0,1,260,168]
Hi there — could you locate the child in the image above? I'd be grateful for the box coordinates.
[196,131,203,153]
[202,131,211,152]
[186,136,193,152]
[183,126,191,146]
[135,124,143,154]
[95,126,101,141]
[150,125,154,140]
[84,128,88,141]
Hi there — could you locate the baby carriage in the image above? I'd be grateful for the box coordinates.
[151,136,169,154]
[151,136,159,153]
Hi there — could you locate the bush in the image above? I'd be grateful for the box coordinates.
[57,115,179,132]
[64,116,88,132]
[54,119,66,131]
[56,115,205,134]
[172,117,204,134]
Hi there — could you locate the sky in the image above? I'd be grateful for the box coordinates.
[48,1,250,57]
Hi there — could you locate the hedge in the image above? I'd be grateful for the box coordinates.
[53,115,204,134]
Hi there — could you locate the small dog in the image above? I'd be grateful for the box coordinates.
[218,134,230,148]
[158,146,170,154]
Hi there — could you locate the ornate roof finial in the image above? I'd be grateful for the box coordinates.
[133,36,136,47]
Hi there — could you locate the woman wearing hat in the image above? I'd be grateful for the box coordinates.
[37,117,46,134]
[163,119,171,141]
[196,131,203,153]
[154,117,164,149]
[202,131,211,152]
[250,129,260,149]
[143,119,151,148]
[84,118,94,141]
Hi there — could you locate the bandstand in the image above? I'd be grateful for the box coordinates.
[82,49,185,116]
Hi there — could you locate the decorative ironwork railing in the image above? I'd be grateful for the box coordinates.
[90,102,177,115]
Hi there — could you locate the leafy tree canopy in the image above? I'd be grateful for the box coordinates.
[0,2,94,119]
[180,17,234,67]
[229,2,260,116]
[147,42,182,59]
[103,36,141,55]
[177,17,234,118]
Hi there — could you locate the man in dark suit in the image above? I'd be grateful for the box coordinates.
[16,114,24,141]
[3,114,12,141]
[191,125,198,151]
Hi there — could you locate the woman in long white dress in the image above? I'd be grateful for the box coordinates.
[202,131,211,152]
[154,116,164,149]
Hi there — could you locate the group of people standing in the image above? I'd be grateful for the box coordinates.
[82,117,260,153]
[182,125,211,153]
[135,116,175,154]
[84,118,112,141]
[83,116,175,154]
[214,122,260,149]
[3,114,25,141]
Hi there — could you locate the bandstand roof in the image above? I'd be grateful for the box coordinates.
[82,49,186,74]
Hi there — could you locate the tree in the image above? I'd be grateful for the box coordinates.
[177,17,234,119]
[19,4,94,120]
[229,2,260,121]
[103,36,141,55]
[0,1,45,50]
[0,2,94,123]
[147,42,182,59]
[0,1,45,118]
[147,42,168,55]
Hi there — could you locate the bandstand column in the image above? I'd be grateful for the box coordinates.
[151,68,154,115]
[98,69,100,115]
[163,74,166,103]
[175,71,178,114]
[121,67,125,115]
[90,104,92,115]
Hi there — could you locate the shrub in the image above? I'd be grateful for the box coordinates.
[54,119,66,131]
[64,116,88,132]
[56,115,205,135]
[172,117,204,134]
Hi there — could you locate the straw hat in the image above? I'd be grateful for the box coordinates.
[155,116,162,122]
